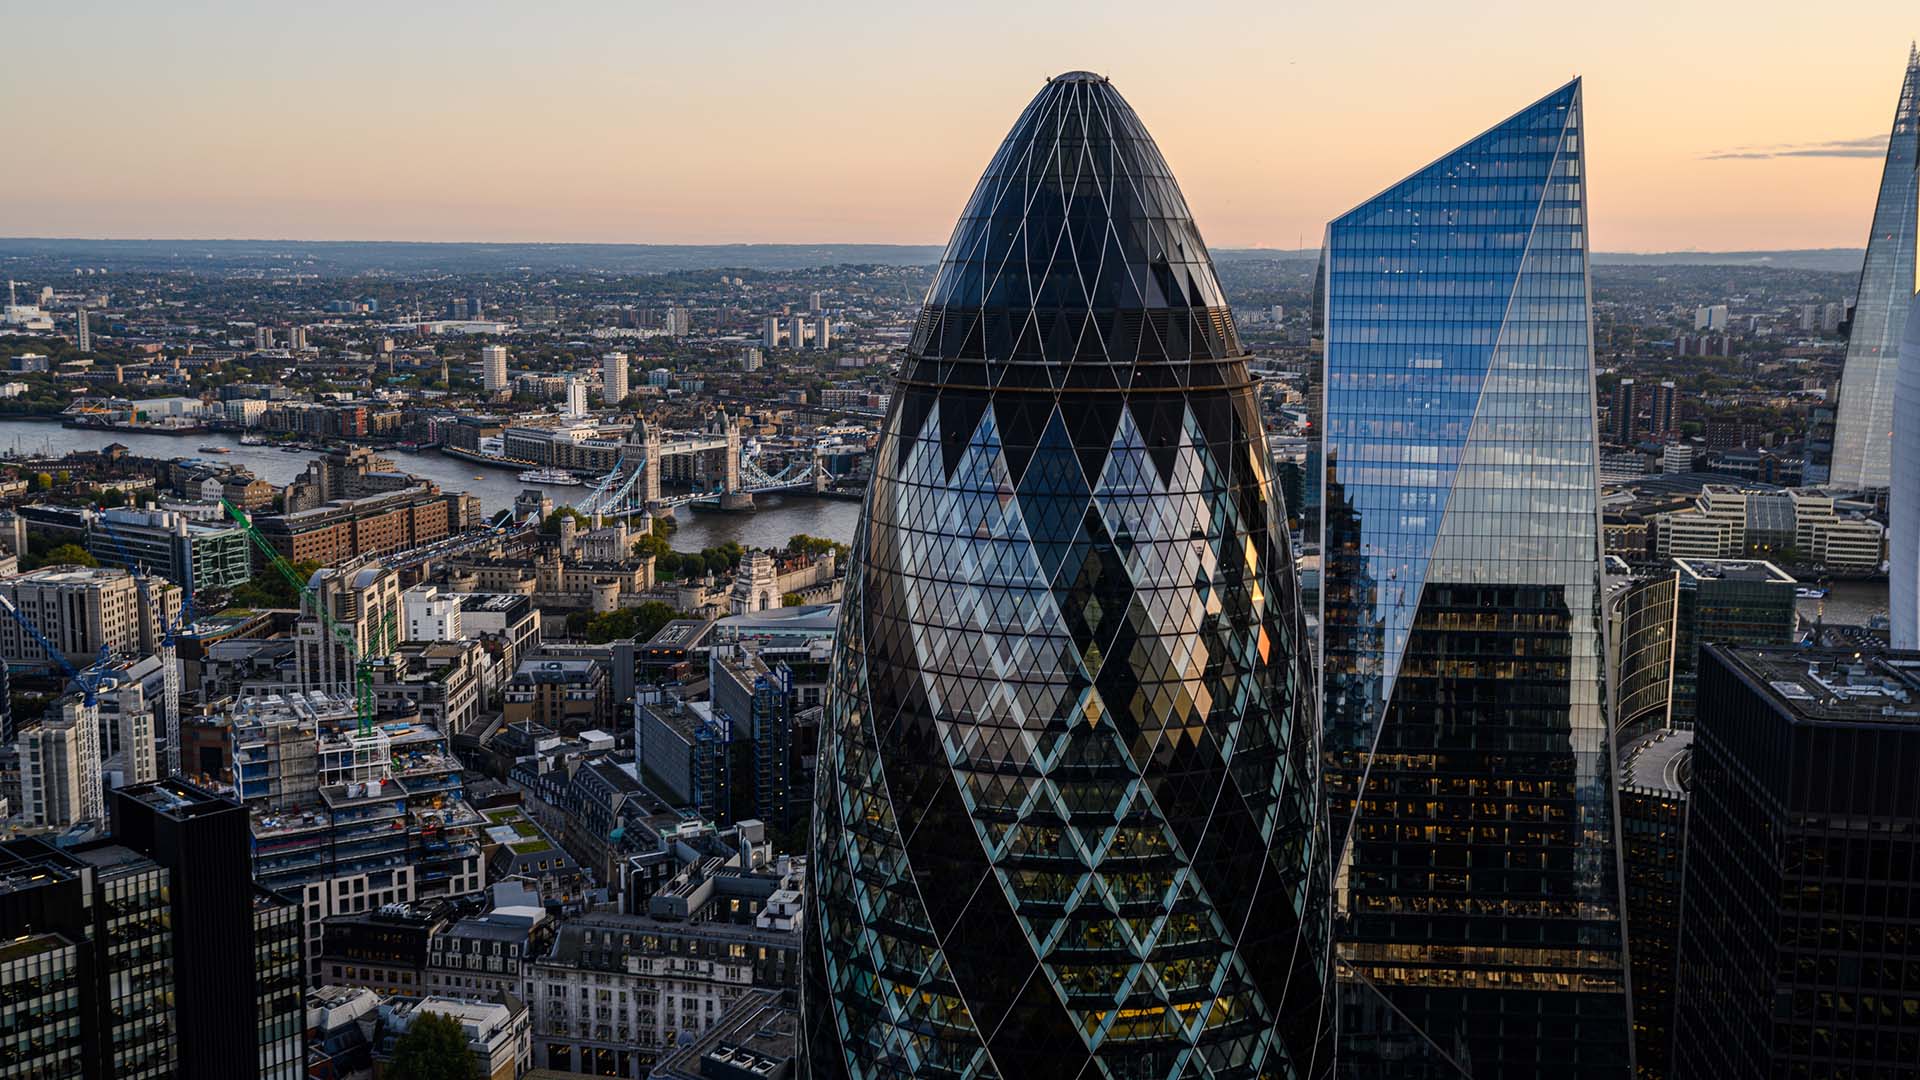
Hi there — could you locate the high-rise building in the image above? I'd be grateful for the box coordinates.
[1892,44,1920,650]
[480,344,509,393]
[804,72,1329,1078]
[76,306,90,352]
[1828,46,1919,489]
[286,325,307,351]
[786,313,807,350]
[0,566,178,671]
[1612,377,1639,443]
[254,326,274,351]
[110,781,306,1079]
[763,315,781,349]
[1320,80,1633,1075]
[1692,304,1728,331]
[739,347,763,372]
[600,350,629,404]
[1616,727,1692,1080]
[0,836,177,1078]
[295,559,402,695]
[564,374,587,418]
[813,314,831,349]
[1611,557,1797,740]
[1648,380,1678,439]
[1671,644,1920,1078]
[17,699,105,828]
[808,290,823,313]
[665,304,690,336]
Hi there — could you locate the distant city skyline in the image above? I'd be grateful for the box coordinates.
[1,1,1912,251]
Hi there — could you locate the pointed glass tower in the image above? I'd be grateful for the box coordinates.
[1319,80,1633,1076]
[803,73,1331,1080]
[1886,44,1920,649]
[1827,46,1920,489]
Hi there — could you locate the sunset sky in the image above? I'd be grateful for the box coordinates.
[3,0,1914,251]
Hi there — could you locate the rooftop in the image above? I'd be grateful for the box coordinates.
[1674,558,1795,585]
[1619,728,1694,798]
[1719,646,1920,727]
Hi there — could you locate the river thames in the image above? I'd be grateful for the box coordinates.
[0,418,864,550]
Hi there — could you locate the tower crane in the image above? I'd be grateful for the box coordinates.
[221,499,393,737]
[92,510,189,776]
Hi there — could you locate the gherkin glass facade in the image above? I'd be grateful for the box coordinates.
[1828,45,1919,490]
[804,73,1331,1080]
[1319,80,1634,1078]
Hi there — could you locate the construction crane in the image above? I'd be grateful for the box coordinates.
[0,593,116,707]
[92,510,189,777]
[221,499,389,737]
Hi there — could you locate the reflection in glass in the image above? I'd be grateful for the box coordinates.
[1319,79,1633,1078]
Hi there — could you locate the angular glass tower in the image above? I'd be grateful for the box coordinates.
[804,73,1331,1080]
[1827,45,1920,489]
[1319,80,1633,1077]
[1887,44,1920,649]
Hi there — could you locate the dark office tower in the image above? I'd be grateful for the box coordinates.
[1671,645,1920,1078]
[1648,381,1677,441]
[1611,557,1798,741]
[1827,45,1919,488]
[1320,80,1633,1077]
[1615,729,1691,1080]
[1611,378,1639,444]
[111,781,306,1079]
[805,72,1330,1080]
[0,837,178,1079]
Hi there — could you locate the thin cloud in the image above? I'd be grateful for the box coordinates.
[1704,135,1886,160]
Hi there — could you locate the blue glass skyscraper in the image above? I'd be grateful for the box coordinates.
[804,73,1331,1079]
[1319,80,1632,1077]
[1828,45,1920,490]
[1883,44,1920,649]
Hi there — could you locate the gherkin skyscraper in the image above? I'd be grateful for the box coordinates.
[803,73,1331,1080]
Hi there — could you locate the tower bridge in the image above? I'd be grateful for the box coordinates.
[573,409,829,518]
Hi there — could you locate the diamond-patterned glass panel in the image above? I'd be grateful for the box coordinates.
[804,72,1330,1080]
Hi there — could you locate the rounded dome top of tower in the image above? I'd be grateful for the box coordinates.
[907,73,1242,383]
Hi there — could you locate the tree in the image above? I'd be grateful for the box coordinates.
[541,507,590,536]
[385,1011,472,1080]
[782,592,804,607]
[585,601,677,644]
[23,543,98,571]
[229,559,321,610]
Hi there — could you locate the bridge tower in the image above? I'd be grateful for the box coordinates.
[715,407,753,510]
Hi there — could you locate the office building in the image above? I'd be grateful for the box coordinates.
[1612,557,1798,739]
[0,837,177,1078]
[805,73,1328,1078]
[1671,645,1920,1078]
[708,646,797,830]
[480,344,509,393]
[601,350,629,404]
[0,565,178,670]
[110,781,306,1079]
[1829,47,1919,488]
[402,583,463,642]
[501,657,610,732]
[1616,729,1692,1080]
[1894,47,1920,649]
[1320,80,1632,1074]
[86,505,253,593]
